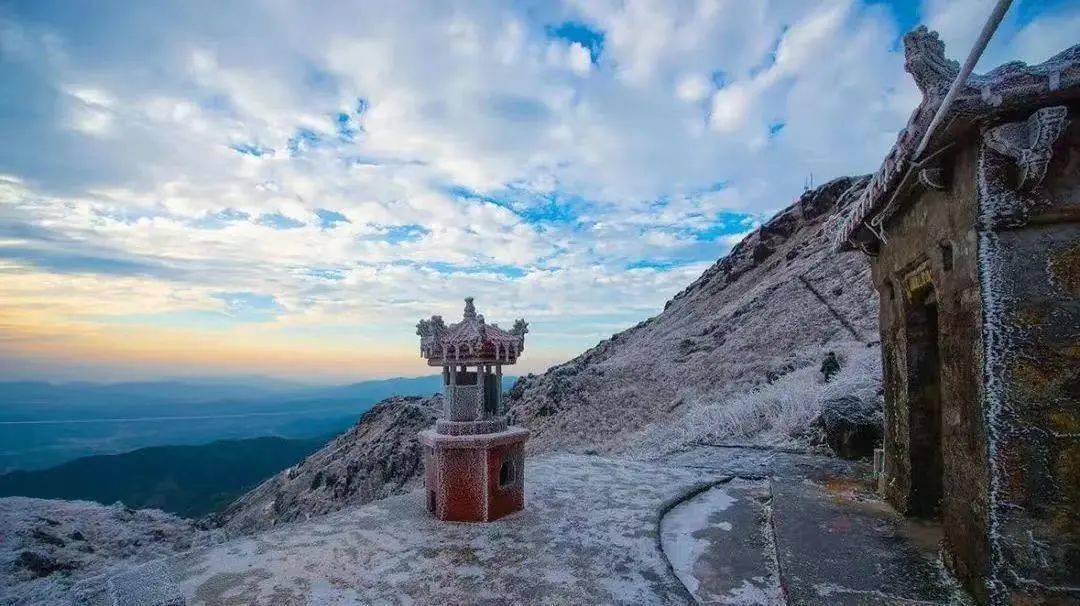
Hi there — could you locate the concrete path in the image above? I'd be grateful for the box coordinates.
[93,446,969,605]
[655,445,968,605]
[172,454,713,605]
[771,477,959,605]
[660,479,782,605]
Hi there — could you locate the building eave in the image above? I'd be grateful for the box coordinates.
[834,28,1080,253]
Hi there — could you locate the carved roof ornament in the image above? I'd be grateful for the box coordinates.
[904,27,960,98]
[983,105,1070,192]
[417,298,527,365]
[834,28,1080,252]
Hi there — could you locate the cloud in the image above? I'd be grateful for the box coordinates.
[0,0,1076,380]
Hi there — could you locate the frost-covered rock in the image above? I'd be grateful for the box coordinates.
[817,394,883,460]
[507,176,880,455]
[0,497,211,606]
[213,394,440,534]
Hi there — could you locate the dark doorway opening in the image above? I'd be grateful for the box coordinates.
[484,372,500,416]
[905,287,944,518]
[499,460,515,488]
[427,490,436,513]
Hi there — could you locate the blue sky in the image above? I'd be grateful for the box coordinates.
[0,0,1076,381]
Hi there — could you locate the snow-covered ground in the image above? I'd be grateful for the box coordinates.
[3,447,968,605]
[173,454,713,605]
[0,497,216,605]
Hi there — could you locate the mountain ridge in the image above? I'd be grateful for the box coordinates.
[213,395,441,533]
[504,175,878,455]
[214,175,879,532]
[0,436,327,518]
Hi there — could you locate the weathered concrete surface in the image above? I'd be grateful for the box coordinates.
[174,454,711,605]
[661,443,869,481]
[660,479,782,605]
[771,477,960,605]
[66,447,972,605]
[656,446,968,605]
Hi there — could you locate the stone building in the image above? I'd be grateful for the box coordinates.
[836,28,1079,604]
[415,298,530,522]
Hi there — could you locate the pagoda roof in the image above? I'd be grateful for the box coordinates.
[834,27,1080,253]
[416,297,528,366]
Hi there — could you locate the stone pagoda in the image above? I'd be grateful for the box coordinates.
[416,297,529,522]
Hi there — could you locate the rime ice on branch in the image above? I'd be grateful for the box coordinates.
[416,297,529,522]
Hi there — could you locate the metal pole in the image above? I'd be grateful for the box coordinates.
[913,0,1013,159]
[868,0,1013,243]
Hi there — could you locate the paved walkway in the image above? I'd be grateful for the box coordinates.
[660,479,782,604]
[102,447,968,605]
[173,454,711,605]
[656,445,966,605]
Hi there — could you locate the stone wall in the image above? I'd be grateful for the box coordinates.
[870,106,1079,604]
[975,111,1079,604]
[869,134,992,601]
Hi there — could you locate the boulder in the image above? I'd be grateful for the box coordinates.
[818,395,883,460]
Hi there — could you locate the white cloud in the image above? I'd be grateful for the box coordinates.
[675,73,711,103]
[0,0,1076,378]
[568,42,593,75]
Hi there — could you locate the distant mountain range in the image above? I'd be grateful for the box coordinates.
[0,375,517,472]
[0,375,516,517]
[0,375,452,420]
[0,436,326,518]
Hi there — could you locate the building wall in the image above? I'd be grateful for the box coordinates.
[976,114,1080,604]
[485,441,525,521]
[870,136,993,602]
[438,448,487,522]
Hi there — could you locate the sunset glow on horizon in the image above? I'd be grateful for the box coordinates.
[2,0,1076,383]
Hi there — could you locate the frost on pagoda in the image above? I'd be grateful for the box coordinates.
[415,297,529,522]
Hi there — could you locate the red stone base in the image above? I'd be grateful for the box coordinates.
[419,427,528,522]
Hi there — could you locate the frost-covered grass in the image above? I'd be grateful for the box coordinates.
[639,343,881,456]
[0,497,213,606]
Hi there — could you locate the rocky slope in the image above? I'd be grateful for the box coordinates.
[213,394,441,534]
[0,178,888,604]
[506,176,879,455]
[216,177,882,533]
[0,497,215,605]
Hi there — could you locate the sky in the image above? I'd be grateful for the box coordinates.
[0,0,1077,383]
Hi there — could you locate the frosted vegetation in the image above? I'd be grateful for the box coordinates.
[505,177,881,456]
[639,341,881,456]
